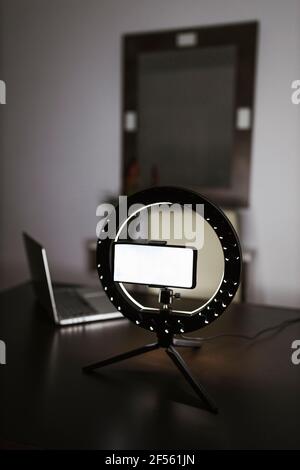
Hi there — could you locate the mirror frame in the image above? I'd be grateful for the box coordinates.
[122,21,258,207]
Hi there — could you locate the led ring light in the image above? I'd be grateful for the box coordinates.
[97,186,242,335]
[85,187,242,413]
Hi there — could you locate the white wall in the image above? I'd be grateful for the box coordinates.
[1,0,300,307]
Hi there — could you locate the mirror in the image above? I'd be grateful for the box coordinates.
[138,46,236,189]
[122,21,258,207]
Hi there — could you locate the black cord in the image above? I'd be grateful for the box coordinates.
[179,316,300,342]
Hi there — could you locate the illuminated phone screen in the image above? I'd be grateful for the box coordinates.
[113,243,197,289]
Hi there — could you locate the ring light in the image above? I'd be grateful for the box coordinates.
[96,187,241,334]
[84,186,242,413]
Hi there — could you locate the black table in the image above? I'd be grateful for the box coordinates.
[0,283,300,449]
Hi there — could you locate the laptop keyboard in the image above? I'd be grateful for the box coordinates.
[54,290,96,319]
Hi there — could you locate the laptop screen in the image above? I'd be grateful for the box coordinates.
[23,233,56,318]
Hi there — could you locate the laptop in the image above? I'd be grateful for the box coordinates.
[23,232,123,326]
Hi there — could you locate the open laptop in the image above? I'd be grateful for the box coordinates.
[23,232,123,326]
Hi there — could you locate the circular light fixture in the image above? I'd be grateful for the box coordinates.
[96,186,242,335]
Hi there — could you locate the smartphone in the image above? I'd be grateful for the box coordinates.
[113,243,197,289]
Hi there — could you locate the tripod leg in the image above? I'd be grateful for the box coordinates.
[173,338,202,349]
[166,345,218,414]
[83,342,159,373]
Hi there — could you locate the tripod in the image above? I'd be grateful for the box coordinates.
[83,289,218,414]
[83,334,217,413]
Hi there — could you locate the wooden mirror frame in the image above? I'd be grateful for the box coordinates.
[122,21,258,207]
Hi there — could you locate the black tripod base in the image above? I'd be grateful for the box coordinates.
[173,337,202,349]
[166,345,217,413]
[83,342,160,373]
[83,337,217,414]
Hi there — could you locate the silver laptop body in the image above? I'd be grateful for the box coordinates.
[23,232,123,326]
